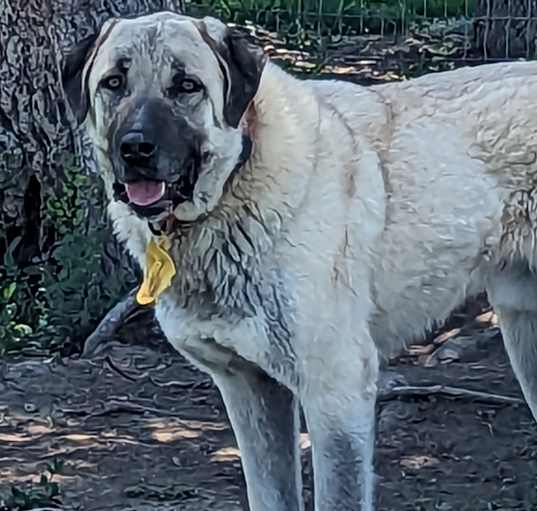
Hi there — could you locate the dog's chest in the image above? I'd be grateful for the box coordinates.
[154,240,300,389]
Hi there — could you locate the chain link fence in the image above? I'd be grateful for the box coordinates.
[184,0,537,82]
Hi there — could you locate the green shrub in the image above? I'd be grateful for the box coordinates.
[0,160,136,357]
[0,280,34,354]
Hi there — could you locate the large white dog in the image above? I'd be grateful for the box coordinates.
[62,11,537,510]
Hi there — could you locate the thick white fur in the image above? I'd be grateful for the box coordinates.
[93,16,537,509]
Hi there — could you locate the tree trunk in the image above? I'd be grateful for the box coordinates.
[474,0,537,59]
[0,0,182,353]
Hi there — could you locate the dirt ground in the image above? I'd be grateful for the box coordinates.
[1,301,537,511]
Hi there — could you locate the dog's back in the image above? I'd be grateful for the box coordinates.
[306,62,537,357]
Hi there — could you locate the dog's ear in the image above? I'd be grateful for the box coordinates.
[61,34,99,124]
[199,21,267,128]
[61,19,119,124]
[217,28,267,128]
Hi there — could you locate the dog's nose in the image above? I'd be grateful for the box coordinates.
[120,131,157,166]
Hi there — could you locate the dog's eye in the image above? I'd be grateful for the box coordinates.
[100,75,124,91]
[168,76,203,97]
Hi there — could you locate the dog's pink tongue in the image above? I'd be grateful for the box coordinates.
[125,181,165,206]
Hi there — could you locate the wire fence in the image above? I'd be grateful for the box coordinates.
[184,0,537,70]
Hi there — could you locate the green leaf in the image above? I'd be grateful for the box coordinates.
[2,282,16,301]
[13,324,33,336]
[46,482,59,498]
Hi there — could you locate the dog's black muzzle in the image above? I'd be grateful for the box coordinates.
[109,99,202,220]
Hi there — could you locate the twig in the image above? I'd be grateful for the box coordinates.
[88,400,161,418]
[149,375,212,390]
[82,287,147,358]
[63,399,183,420]
[61,400,156,418]
[103,356,139,382]
[378,384,524,406]
[62,398,221,423]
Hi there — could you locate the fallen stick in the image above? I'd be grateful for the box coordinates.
[62,398,201,422]
[82,287,145,358]
[378,384,524,405]
[103,355,139,382]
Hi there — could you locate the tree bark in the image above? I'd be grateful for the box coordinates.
[474,0,537,59]
[0,0,182,351]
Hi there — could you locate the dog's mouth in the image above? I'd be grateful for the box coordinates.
[125,180,166,206]
[113,177,195,220]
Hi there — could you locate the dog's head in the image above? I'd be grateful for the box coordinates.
[62,12,266,222]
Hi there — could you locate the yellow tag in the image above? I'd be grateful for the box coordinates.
[136,238,176,305]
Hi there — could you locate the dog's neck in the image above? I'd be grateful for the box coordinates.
[164,199,282,315]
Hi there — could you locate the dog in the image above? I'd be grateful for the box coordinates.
[62,11,537,510]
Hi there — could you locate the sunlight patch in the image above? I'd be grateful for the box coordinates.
[210,446,241,462]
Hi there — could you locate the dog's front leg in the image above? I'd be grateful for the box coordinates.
[300,340,378,511]
[212,357,303,511]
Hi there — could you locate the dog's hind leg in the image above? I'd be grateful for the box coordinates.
[299,336,378,511]
[212,359,303,511]
[487,263,537,420]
